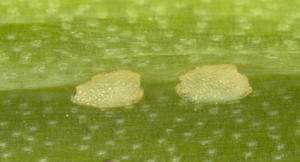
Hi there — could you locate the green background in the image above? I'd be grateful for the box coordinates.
[0,0,299,161]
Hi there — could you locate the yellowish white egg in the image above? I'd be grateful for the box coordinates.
[175,64,252,104]
[71,70,143,108]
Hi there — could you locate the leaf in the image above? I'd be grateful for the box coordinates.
[0,0,299,161]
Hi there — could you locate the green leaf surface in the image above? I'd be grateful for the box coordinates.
[0,0,299,161]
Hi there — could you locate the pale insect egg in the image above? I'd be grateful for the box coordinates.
[71,70,143,109]
[175,64,252,104]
